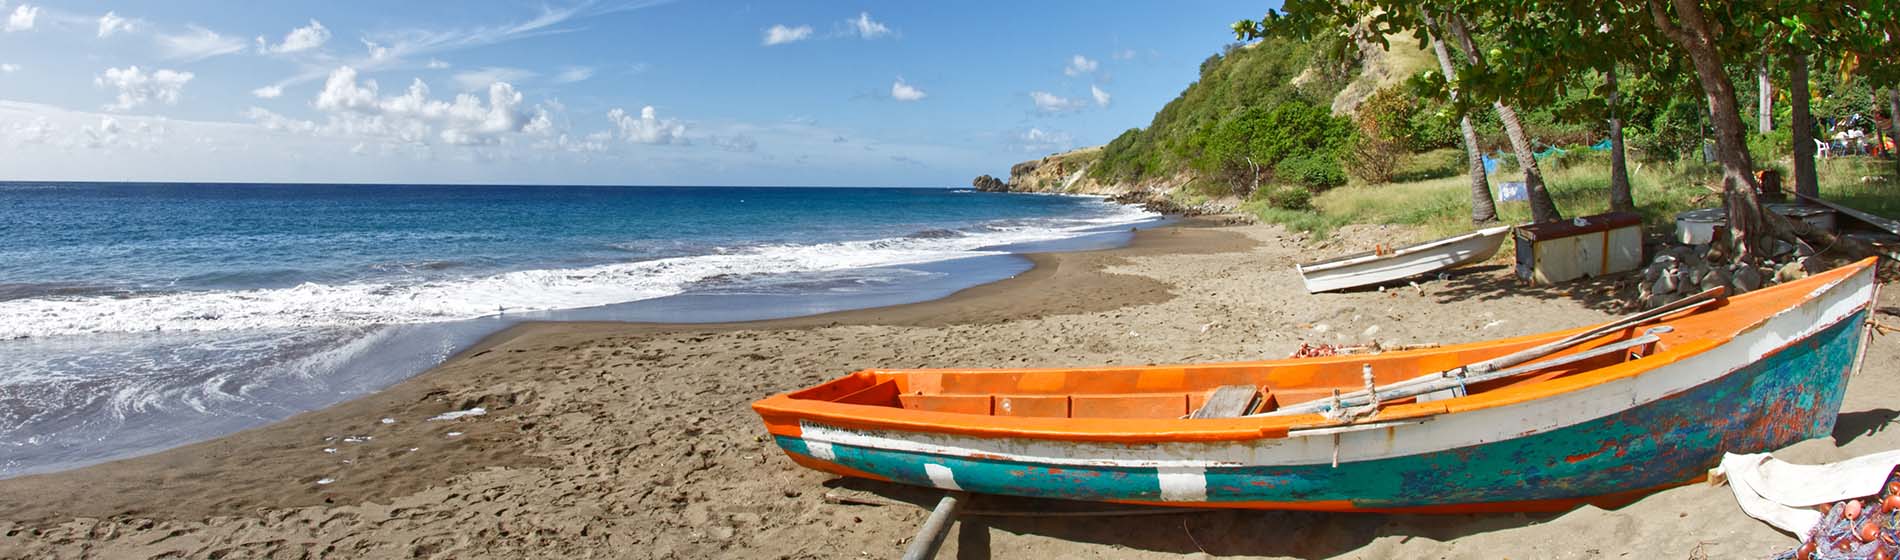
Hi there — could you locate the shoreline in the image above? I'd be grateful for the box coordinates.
[2,219,1893,559]
[0,210,1157,480]
[0,219,1253,523]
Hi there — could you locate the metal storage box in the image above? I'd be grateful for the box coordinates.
[1514,212,1644,285]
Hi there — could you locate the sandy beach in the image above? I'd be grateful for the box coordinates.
[2,219,1894,559]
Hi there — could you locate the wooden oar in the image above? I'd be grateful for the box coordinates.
[1251,286,1725,418]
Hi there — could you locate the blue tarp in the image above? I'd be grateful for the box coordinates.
[1590,138,1613,151]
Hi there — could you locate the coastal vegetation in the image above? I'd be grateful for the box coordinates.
[1240,1,1899,264]
[996,3,1900,266]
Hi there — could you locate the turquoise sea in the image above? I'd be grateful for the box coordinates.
[0,182,1158,477]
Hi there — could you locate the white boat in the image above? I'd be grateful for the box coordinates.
[1296,225,1513,293]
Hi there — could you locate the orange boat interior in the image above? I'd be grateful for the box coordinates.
[784,329,1662,419]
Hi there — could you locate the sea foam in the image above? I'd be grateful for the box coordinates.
[0,205,1156,339]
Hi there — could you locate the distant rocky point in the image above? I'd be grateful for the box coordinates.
[971,174,1008,192]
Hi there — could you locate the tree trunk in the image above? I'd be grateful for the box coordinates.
[1419,9,1498,224]
[1757,57,1772,134]
[1607,68,1635,213]
[1446,14,1562,223]
[1875,85,1890,162]
[1890,86,1900,179]
[1648,0,1768,260]
[1790,52,1819,198]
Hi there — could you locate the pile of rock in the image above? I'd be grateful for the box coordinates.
[1637,243,1816,309]
[971,174,1009,192]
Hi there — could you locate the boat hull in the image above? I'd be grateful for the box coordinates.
[761,265,1875,512]
[1298,226,1511,293]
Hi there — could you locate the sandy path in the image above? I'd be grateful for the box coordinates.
[0,221,1893,559]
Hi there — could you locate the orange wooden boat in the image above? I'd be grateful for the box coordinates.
[752,258,1879,512]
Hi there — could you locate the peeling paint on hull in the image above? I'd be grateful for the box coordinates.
[772,310,1866,511]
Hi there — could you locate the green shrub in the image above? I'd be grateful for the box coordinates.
[1545,145,1605,170]
[1346,134,1404,184]
[1264,184,1314,210]
[1274,153,1347,190]
[1392,148,1465,182]
[1747,129,1792,165]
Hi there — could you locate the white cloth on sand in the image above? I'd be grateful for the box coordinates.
[1714,450,1900,541]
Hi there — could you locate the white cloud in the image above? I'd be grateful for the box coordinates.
[362,39,394,62]
[3,115,53,147]
[762,24,812,46]
[608,106,685,144]
[848,12,891,39]
[260,19,330,54]
[1113,49,1136,60]
[1012,127,1074,153]
[553,66,593,84]
[1064,55,1098,77]
[1091,84,1111,107]
[0,63,18,73]
[314,67,379,112]
[426,58,451,69]
[452,67,535,90]
[157,25,245,61]
[537,131,613,153]
[251,85,283,99]
[95,66,194,111]
[243,107,316,133]
[891,78,926,101]
[5,4,37,32]
[711,134,758,152]
[1029,91,1086,113]
[310,66,549,146]
[98,11,136,38]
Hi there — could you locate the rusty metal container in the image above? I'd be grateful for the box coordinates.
[1514,212,1644,285]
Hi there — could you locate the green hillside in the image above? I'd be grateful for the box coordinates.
[1089,36,1358,191]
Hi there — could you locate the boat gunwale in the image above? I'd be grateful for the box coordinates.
[1295,224,1513,275]
[752,258,1876,446]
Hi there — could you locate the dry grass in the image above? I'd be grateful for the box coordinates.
[1252,155,1900,244]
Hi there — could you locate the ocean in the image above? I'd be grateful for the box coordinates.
[0,182,1159,478]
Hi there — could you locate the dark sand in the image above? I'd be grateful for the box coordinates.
[1,220,1893,559]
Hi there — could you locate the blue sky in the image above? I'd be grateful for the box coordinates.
[0,1,1276,186]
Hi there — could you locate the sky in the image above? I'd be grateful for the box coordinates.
[0,1,1278,186]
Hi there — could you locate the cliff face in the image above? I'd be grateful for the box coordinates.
[978,146,1216,216]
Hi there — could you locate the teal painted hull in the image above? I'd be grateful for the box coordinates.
[775,310,1867,509]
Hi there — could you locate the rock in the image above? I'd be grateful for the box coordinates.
[1730,263,1763,294]
[1652,264,1680,296]
[1697,267,1730,293]
[971,174,1009,192]
[1775,258,1811,283]
[1009,159,1041,179]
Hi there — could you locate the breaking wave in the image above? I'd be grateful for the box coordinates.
[1,203,1157,339]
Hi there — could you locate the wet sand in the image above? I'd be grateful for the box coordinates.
[1,220,1894,559]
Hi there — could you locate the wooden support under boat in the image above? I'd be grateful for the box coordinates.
[900,492,965,560]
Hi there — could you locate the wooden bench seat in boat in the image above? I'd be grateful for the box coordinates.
[886,387,1280,419]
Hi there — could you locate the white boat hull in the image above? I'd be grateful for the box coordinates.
[1297,225,1512,293]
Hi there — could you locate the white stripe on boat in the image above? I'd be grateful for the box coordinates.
[1156,466,1208,501]
[807,440,835,461]
[924,463,962,490]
